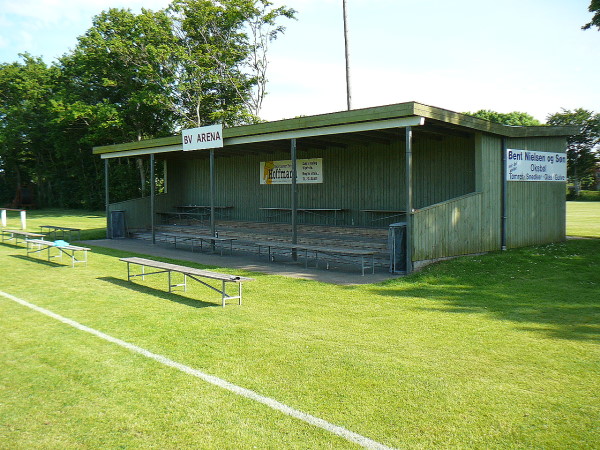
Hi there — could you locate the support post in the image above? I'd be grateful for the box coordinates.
[291,138,298,260]
[405,126,413,274]
[501,137,507,250]
[150,153,156,245]
[210,149,216,237]
[105,159,110,238]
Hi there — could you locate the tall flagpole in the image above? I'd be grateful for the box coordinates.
[343,0,351,110]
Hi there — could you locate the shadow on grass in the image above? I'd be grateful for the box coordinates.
[373,240,600,342]
[98,276,219,309]
[23,209,104,219]
[9,254,64,268]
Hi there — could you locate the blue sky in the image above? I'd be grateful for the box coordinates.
[1,0,598,123]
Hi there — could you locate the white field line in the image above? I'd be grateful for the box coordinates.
[0,290,394,450]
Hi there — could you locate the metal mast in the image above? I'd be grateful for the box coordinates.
[343,0,352,110]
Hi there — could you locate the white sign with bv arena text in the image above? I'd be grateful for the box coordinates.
[182,124,223,151]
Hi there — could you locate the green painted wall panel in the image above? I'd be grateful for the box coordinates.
[108,193,175,230]
[164,133,476,227]
[412,193,483,261]
[505,137,567,248]
[476,134,502,251]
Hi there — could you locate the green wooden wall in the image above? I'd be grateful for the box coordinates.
[412,192,483,261]
[505,136,567,248]
[164,133,476,228]
[107,193,175,230]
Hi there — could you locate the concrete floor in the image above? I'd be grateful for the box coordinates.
[83,238,401,285]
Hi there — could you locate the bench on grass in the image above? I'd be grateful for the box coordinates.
[161,232,236,256]
[39,225,82,240]
[255,241,376,276]
[2,229,45,246]
[120,257,253,307]
[25,239,91,267]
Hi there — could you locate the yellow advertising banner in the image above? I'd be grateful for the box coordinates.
[260,158,323,184]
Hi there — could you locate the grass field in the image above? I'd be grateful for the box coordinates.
[0,206,598,448]
[567,201,600,238]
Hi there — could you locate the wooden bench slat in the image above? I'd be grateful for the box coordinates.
[120,257,253,306]
[120,257,253,282]
[253,241,375,256]
[27,239,90,251]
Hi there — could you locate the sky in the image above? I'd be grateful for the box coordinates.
[0,0,598,123]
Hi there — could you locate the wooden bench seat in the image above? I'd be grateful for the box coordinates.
[160,232,236,255]
[1,229,45,246]
[253,241,376,275]
[39,225,82,240]
[120,257,253,306]
[25,239,91,267]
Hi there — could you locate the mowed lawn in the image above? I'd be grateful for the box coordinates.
[567,201,600,238]
[0,206,598,448]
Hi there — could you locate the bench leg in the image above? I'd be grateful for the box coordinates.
[222,281,226,307]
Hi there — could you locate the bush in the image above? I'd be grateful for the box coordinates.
[567,190,600,201]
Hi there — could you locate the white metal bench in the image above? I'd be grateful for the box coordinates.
[120,257,253,307]
[25,239,91,267]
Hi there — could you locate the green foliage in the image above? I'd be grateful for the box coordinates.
[59,8,179,142]
[0,1,295,209]
[582,0,600,30]
[168,0,295,126]
[568,189,600,202]
[463,109,543,126]
[547,108,600,192]
[0,55,58,205]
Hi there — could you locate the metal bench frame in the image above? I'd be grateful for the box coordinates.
[26,239,90,267]
[160,232,236,256]
[255,241,375,275]
[2,230,45,246]
[121,257,253,307]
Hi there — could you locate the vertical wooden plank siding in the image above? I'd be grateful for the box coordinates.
[108,193,175,230]
[412,193,483,261]
[412,134,476,208]
[505,137,567,248]
[476,134,503,251]
[163,133,476,227]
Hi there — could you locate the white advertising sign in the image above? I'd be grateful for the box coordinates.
[182,124,223,151]
[506,149,567,182]
[260,158,323,184]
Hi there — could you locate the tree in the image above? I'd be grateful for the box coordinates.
[463,109,542,126]
[168,0,295,126]
[58,8,178,143]
[56,8,180,201]
[0,54,56,206]
[0,1,295,209]
[547,109,600,194]
[582,0,600,31]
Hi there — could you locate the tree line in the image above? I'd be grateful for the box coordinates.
[0,0,295,209]
[1,1,598,209]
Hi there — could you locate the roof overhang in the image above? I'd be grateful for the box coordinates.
[94,102,579,159]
